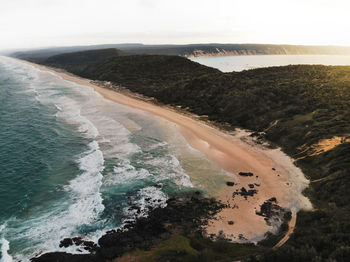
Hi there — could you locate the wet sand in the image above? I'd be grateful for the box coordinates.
[20,59,312,242]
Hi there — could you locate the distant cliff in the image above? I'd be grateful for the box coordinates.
[118,44,350,57]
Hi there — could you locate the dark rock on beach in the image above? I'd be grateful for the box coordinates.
[226,181,235,186]
[238,234,248,241]
[233,187,258,200]
[238,172,254,177]
[59,238,73,248]
[255,197,284,226]
[268,197,277,202]
[59,237,98,252]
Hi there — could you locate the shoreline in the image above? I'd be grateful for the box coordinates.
[17,58,312,243]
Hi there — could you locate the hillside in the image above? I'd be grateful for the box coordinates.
[43,48,127,72]
[19,50,350,261]
[45,48,126,65]
[9,43,143,61]
[37,49,221,97]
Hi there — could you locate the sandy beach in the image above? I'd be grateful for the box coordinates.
[20,59,312,242]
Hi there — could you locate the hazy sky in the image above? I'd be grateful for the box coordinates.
[1,0,350,50]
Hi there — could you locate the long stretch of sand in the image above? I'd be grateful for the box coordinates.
[21,59,312,243]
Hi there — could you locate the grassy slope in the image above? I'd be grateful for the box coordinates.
[24,49,350,261]
[114,235,258,262]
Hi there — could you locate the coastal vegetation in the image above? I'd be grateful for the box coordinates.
[17,49,350,261]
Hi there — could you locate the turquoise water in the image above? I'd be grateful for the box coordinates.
[190,54,350,72]
[0,57,223,261]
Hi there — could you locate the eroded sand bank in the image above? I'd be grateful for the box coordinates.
[20,59,312,242]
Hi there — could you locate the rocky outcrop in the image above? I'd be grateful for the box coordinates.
[232,187,258,199]
[31,192,225,262]
[256,197,285,226]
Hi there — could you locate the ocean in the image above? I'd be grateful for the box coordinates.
[0,57,229,261]
[190,54,350,72]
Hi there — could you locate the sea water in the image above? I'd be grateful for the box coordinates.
[190,54,350,72]
[0,57,230,261]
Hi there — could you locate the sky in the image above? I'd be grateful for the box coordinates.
[1,0,350,51]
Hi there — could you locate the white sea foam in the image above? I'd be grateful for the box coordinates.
[54,104,62,111]
[48,78,141,158]
[0,238,13,262]
[11,140,105,258]
[53,97,99,139]
[104,145,193,188]
[66,141,105,222]
[144,154,193,188]
[146,141,169,151]
[0,225,13,262]
[88,115,140,157]
[123,186,168,222]
[105,161,152,185]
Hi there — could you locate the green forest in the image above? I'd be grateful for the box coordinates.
[20,49,350,261]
